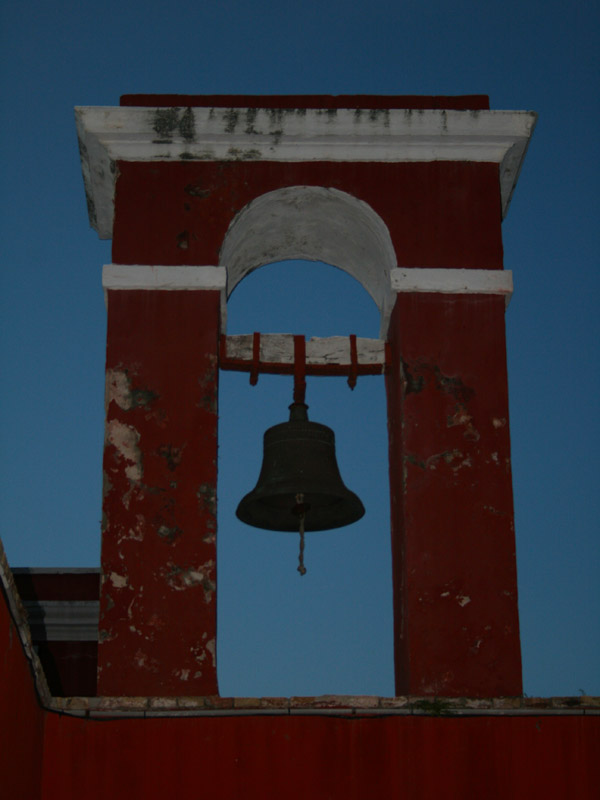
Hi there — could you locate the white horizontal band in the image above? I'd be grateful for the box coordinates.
[102,264,226,291]
[391,268,513,305]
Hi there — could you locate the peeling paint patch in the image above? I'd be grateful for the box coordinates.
[483,504,504,516]
[185,182,211,198]
[164,560,216,602]
[456,595,471,607]
[197,483,217,516]
[157,524,182,544]
[106,368,157,410]
[425,449,464,470]
[453,456,472,472]
[147,613,165,630]
[447,406,480,441]
[405,453,426,470]
[492,417,507,428]
[127,514,145,541]
[106,419,142,482]
[158,443,185,471]
[401,360,424,394]
[106,369,133,410]
[134,649,160,673]
[131,388,158,407]
[435,368,474,404]
[205,637,216,668]
[110,572,128,589]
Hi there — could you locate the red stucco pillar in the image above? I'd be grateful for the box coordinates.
[98,284,220,696]
[386,291,522,697]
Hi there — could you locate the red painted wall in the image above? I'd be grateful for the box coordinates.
[0,582,45,799]
[112,160,503,270]
[99,290,220,696]
[40,713,599,800]
[3,576,597,800]
[386,293,521,696]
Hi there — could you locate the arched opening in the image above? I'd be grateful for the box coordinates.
[220,185,397,337]
[217,259,394,696]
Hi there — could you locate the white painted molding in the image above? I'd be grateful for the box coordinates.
[76,106,537,239]
[102,264,228,326]
[224,334,386,367]
[102,264,226,291]
[391,268,513,305]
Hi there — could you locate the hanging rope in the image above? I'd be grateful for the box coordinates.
[295,492,307,576]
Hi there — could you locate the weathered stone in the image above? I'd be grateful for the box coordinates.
[149,697,177,710]
[523,697,551,710]
[233,697,262,709]
[258,697,289,709]
[379,696,410,709]
[492,696,522,709]
[176,696,208,710]
[202,695,235,709]
[96,696,148,711]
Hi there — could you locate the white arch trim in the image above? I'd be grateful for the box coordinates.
[219,186,397,337]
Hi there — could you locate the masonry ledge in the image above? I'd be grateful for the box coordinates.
[49,694,600,719]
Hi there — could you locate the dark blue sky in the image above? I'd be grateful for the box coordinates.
[0,0,598,697]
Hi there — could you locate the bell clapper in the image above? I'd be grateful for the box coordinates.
[294,492,308,576]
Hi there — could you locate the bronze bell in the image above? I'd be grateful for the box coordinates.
[236,402,365,532]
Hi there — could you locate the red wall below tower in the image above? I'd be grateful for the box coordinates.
[2,528,598,800]
[0,577,45,799]
[40,712,598,800]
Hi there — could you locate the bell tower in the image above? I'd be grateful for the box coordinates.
[76,94,536,697]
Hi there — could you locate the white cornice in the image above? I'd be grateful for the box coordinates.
[75,106,537,239]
